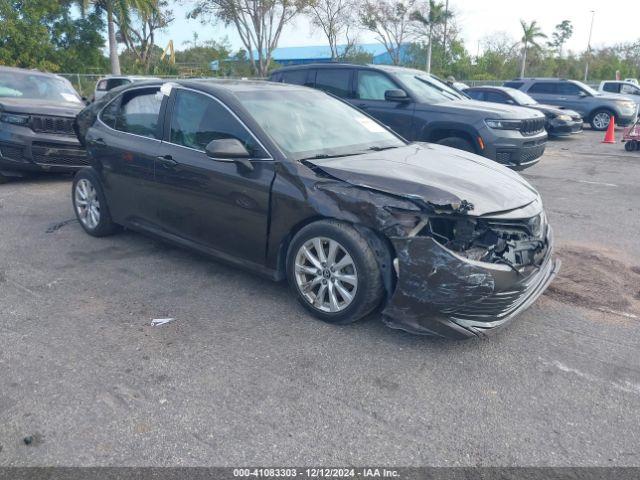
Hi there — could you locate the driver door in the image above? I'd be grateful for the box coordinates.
[353,70,415,139]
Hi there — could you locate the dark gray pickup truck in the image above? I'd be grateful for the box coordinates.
[269,64,548,170]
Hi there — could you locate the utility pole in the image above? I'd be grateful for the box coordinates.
[584,10,595,82]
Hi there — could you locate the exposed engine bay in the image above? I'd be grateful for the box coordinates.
[407,213,548,271]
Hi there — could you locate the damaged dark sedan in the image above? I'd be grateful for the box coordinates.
[73,79,560,339]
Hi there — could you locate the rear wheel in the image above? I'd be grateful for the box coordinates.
[626,140,638,151]
[72,169,119,237]
[286,220,384,325]
[436,136,475,153]
[0,173,8,184]
[590,109,613,131]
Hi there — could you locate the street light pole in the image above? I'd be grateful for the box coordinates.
[584,10,595,82]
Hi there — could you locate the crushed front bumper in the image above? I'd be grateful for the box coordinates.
[382,228,560,339]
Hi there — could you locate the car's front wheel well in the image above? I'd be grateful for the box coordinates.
[276,217,397,298]
[426,129,478,152]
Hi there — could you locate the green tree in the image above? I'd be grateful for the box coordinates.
[548,20,573,58]
[411,0,452,73]
[77,0,157,75]
[519,20,546,77]
[0,0,106,72]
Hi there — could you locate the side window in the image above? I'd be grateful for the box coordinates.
[100,97,120,128]
[170,89,264,156]
[558,83,582,95]
[281,70,308,86]
[357,71,399,100]
[528,82,557,94]
[315,69,352,98]
[97,79,108,91]
[465,90,484,101]
[113,88,162,138]
[485,91,509,103]
[603,83,619,93]
[106,78,130,91]
[621,84,639,95]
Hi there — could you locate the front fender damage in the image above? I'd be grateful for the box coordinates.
[382,236,496,338]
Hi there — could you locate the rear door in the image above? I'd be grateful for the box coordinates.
[153,87,275,265]
[89,86,165,224]
[557,82,589,116]
[353,69,415,139]
[525,82,560,105]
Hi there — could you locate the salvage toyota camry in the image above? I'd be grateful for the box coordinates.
[73,79,560,339]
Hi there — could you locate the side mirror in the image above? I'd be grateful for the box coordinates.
[205,138,250,159]
[205,138,253,172]
[384,89,410,102]
[578,91,588,98]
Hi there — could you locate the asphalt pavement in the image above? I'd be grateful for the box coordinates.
[0,129,639,466]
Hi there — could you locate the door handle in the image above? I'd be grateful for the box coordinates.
[157,154,178,167]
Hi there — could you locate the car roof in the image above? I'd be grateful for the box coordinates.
[467,85,517,94]
[0,65,64,79]
[123,78,311,95]
[271,63,421,74]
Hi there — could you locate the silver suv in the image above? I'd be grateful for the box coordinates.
[505,78,639,131]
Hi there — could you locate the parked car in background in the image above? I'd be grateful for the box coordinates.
[464,86,583,137]
[269,64,548,170]
[599,80,640,98]
[0,66,88,183]
[73,79,558,339]
[93,75,160,101]
[504,78,639,131]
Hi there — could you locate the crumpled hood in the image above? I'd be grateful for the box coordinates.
[0,98,83,117]
[418,99,545,119]
[309,143,540,217]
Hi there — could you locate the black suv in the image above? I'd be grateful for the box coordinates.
[269,64,548,169]
[0,66,88,182]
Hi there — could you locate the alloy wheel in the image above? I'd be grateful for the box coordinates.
[593,112,611,130]
[75,178,101,230]
[294,237,358,313]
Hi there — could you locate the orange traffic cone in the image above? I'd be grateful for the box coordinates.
[602,115,616,143]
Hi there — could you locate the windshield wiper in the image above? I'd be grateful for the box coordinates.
[367,145,398,152]
[298,152,364,161]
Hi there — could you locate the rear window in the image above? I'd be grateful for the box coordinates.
[504,81,524,89]
[314,69,352,98]
[528,82,558,94]
[465,90,484,100]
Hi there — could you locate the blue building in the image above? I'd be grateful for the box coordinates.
[227,43,412,66]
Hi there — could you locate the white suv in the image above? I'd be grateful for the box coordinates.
[599,80,640,98]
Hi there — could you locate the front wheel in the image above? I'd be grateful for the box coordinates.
[72,169,119,237]
[286,220,384,325]
[590,109,613,131]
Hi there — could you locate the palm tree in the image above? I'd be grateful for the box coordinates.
[78,0,157,75]
[411,0,452,74]
[519,20,546,78]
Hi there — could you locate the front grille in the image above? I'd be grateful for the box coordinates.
[520,118,546,136]
[31,142,88,167]
[0,142,27,162]
[30,115,76,135]
[520,144,546,163]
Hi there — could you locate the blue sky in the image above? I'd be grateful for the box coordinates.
[152,0,634,55]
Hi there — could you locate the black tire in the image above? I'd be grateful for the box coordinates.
[286,220,384,325]
[625,141,635,152]
[0,173,8,184]
[436,136,475,153]
[72,168,119,237]
[589,109,614,131]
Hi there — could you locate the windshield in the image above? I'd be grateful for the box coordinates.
[0,71,82,103]
[393,72,459,102]
[509,88,538,105]
[236,89,405,159]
